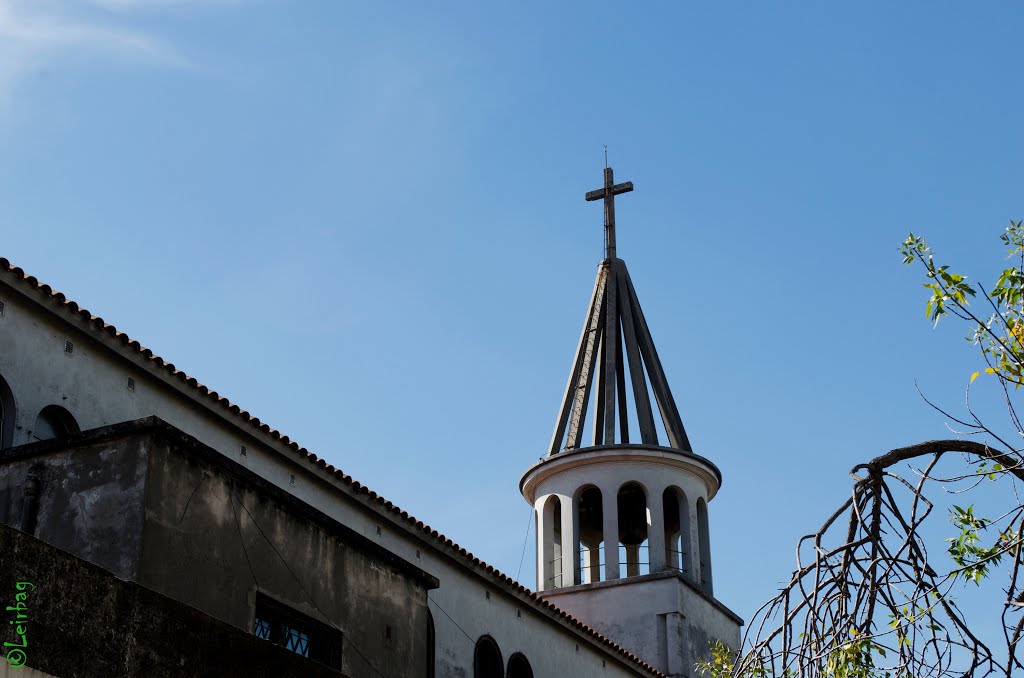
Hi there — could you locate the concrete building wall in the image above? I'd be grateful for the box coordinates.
[543,574,742,678]
[0,437,148,580]
[0,276,659,677]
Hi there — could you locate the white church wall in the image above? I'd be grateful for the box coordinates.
[0,278,659,677]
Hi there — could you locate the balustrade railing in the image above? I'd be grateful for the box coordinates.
[547,543,694,588]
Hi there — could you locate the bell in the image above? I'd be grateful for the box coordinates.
[619,522,647,547]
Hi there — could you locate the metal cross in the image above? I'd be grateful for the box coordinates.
[585,166,633,260]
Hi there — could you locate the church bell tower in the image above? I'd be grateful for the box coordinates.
[519,166,741,677]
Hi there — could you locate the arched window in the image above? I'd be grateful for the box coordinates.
[540,495,563,589]
[576,486,604,584]
[426,609,435,678]
[507,652,533,678]
[663,487,691,579]
[697,497,712,594]
[474,635,503,678]
[31,405,78,443]
[0,374,15,449]
[617,482,649,577]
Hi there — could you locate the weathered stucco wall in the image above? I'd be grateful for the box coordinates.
[0,272,663,677]
[0,521,347,677]
[0,436,148,580]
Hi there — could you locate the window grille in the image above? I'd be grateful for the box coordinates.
[252,594,342,669]
[282,626,310,655]
[254,617,272,640]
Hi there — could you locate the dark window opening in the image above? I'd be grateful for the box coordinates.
[252,594,342,669]
[0,373,15,449]
[32,405,78,443]
[508,652,533,678]
[617,482,649,577]
[576,486,604,583]
[663,486,691,579]
[474,635,503,678]
[426,610,435,678]
[697,497,713,594]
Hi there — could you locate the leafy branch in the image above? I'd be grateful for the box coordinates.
[698,222,1024,678]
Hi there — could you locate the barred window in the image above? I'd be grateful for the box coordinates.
[252,594,341,669]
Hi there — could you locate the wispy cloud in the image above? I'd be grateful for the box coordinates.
[0,0,201,105]
[88,0,242,11]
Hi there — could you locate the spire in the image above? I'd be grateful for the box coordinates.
[548,168,691,456]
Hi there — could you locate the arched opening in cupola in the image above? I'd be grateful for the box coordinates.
[540,495,564,589]
[663,486,691,579]
[697,497,712,593]
[617,482,649,577]
[575,486,604,583]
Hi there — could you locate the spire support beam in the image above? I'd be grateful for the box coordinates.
[600,266,619,445]
[615,262,658,445]
[549,265,608,455]
[622,267,691,451]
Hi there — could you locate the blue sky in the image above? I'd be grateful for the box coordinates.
[2,0,1023,639]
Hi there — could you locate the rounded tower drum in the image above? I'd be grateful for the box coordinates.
[521,443,719,593]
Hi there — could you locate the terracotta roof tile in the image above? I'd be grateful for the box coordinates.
[0,256,665,677]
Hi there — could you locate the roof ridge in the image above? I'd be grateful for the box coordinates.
[0,256,665,677]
